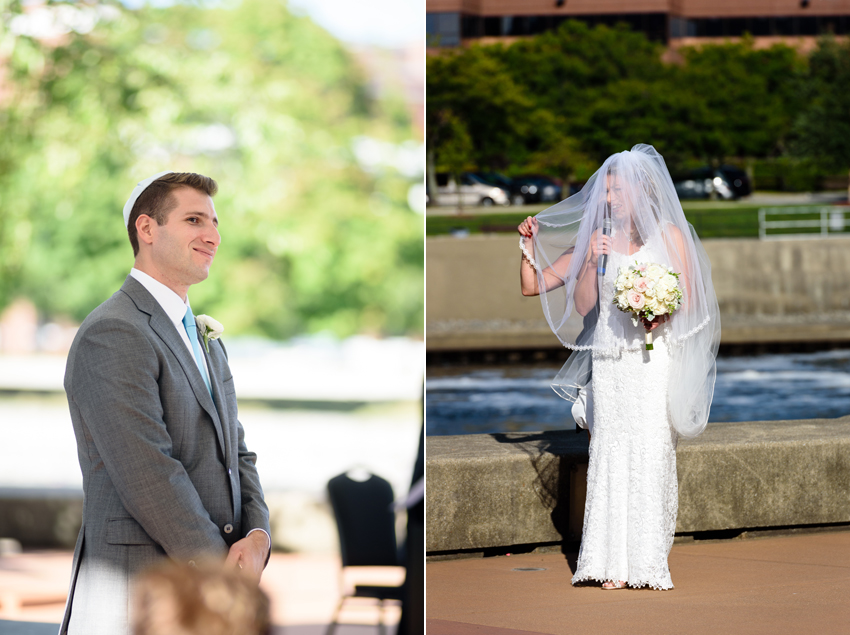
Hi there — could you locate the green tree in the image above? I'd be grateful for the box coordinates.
[424,21,808,180]
[520,110,591,185]
[426,45,530,171]
[570,73,728,167]
[676,38,803,160]
[493,21,672,173]
[0,0,423,338]
[426,108,472,206]
[790,36,850,179]
[496,21,667,119]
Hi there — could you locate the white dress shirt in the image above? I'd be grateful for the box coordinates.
[130,268,210,376]
[128,268,271,553]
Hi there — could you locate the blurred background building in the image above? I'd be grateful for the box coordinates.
[427,0,850,49]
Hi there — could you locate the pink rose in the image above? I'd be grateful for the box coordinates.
[627,290,645,310]
[638,263,648,272]
[633,277,649,293]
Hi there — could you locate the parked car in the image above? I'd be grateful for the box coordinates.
[469,171,523,205]
[473,172,564,205]
[510,175,563,205]
[719,165,751,198]
[674,166,751,200]
[433,172,510,207]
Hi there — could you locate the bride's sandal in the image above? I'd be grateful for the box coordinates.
[602,580,628,590]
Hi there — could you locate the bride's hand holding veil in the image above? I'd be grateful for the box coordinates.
[518,216,575,297]
[517,215,537,239]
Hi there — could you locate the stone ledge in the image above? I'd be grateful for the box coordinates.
[426,235,850,351]
[0,489,339,553]
[425,417,850,553]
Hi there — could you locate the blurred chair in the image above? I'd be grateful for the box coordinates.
[326,470,405,635]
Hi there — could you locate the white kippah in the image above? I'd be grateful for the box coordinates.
[122,171,174,228]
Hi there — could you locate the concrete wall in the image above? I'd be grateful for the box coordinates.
[0,489,339,553]
[426,235,850,350]
[0,489,83,549]
[426,417,850,553]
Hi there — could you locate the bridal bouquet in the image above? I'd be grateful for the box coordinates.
[613,263,683,350]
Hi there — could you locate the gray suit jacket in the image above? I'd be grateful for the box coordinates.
[59,276,270,635]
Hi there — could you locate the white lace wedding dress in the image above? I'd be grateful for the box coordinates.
[571,244,679,590]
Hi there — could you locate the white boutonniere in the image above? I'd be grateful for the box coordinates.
[195,314,224,353]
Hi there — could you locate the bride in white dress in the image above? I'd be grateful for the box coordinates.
[518,145,720,590]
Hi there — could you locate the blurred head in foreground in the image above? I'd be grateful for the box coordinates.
[131,561,271,635]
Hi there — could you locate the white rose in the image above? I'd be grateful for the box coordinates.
[196,314,224,352]
[196,314,223,337]
[648,264,666,278]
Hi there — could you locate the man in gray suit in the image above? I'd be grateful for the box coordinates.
[60,172,271,635]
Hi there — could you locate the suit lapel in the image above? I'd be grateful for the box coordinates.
[197,326,233,467]
[120,277,227,459]
[197,329,239,519]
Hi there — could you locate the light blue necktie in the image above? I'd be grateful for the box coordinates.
[183,306,213,398]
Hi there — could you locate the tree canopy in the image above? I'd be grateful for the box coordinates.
[0,0,423,338]
[426,21,838,182]
[790,36,850,172]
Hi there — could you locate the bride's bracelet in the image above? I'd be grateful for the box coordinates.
[519,236,540,271]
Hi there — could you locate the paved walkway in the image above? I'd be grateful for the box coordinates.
[0,550,401,634]
[427,530,850,635]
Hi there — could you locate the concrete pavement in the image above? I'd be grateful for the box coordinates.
[427,529,850,635]
[0,550,402,634]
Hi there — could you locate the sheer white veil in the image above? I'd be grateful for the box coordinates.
[522,144,720,438]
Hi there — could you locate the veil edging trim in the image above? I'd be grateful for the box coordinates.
[559,314,713,353]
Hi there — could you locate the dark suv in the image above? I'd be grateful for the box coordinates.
[674,165,751,200]
[474,172,564,206]
[510,175,563,205]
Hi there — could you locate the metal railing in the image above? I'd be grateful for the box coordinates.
[758,207,850,240]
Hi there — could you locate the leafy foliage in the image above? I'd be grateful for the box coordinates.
[0,0,423,338]
[426,45,530,170]
[676,39,804,159]
[789,37,850,172]
[427,21,831,184]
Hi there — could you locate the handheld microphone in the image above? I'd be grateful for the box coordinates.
[597,206,612,276]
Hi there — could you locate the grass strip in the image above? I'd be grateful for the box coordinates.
[426,204,838,239]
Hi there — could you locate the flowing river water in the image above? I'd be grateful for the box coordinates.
[426,348,850,436]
